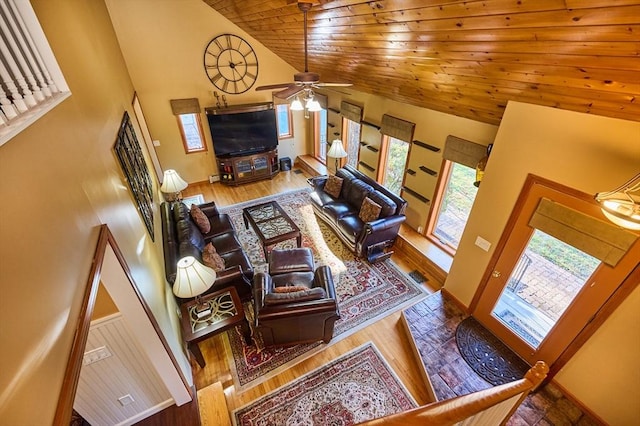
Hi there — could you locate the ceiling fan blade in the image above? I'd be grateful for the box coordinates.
[315,82,353,87]
[255,83,294,91]
[274,85,305,99]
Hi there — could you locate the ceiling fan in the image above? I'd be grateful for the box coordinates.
[255,1,352,101]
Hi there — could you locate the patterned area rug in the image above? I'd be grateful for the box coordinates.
[219,189,428,390]
[455,316,530,386]
[233,342,417,425]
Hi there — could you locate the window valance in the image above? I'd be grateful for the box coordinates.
[380,114,415,142]
[340,101,362,123]
[170,98,201,115]
[529,198,638,267]
[315,93,328,109]
[442,135,488,169]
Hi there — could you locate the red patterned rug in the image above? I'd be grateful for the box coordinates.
[220,189,428,390]
[232,342,417,425]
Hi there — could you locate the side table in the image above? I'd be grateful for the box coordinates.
[179,287,251,368]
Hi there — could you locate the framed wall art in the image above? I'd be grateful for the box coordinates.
[114,111,155,240]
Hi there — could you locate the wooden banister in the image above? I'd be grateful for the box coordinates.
[357,361,548,426]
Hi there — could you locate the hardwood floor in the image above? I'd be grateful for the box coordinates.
[180,168,441,421]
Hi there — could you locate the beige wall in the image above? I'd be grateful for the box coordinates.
[445,101,640,424]
[318,89,498,230]
[0,1,189,423]
[92,283,119,320]
[105,0,307,184]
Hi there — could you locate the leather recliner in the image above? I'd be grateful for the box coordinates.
[253,248,340,347]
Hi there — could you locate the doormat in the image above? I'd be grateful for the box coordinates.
[455,316,530,386]
[232,342,417,425]
[408,270,427,284]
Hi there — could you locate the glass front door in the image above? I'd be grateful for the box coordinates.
[473,177,639,367]
[492,230,600,349]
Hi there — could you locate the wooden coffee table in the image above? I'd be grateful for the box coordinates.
[242,200,302,258]
[179,287,250,368]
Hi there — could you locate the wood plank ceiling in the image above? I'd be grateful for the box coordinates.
[204,0,640,125]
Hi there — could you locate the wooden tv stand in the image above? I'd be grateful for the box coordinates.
[217,148,279,186]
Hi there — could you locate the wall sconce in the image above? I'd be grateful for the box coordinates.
[595,173,640,230]
[474,143,493,187]
[160,169,188,201]
[327,139,348,172]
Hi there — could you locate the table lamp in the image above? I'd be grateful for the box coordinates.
[173,256,217,318]
[160,169,188,201]
[327,139,348,172]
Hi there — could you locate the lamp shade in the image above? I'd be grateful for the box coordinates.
[307,99,322,112]
[290,97,304,111]
[595,173,640,230]
[160,169,188,194]
[327,139,348,158]
[172,256,216,298]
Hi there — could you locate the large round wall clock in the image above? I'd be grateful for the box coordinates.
[204,34,258,95]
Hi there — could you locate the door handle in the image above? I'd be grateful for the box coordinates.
[492,270,501,278]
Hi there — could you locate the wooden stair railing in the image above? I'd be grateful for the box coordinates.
[357,361,549,426]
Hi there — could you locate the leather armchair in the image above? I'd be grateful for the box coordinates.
[253,265,340,347]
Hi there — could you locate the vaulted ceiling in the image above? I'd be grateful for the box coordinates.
[204,0,639,126]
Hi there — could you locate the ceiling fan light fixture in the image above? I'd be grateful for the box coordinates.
[594,173,640,230]
[307,99,322,112]
[290,96,304,111]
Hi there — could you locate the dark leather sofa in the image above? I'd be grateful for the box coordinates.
[161,201,254,302]
[309,165,407,262]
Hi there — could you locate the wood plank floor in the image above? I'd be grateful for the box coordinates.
[180,168,441,421]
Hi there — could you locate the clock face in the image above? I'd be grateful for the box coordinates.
[204,34,258,94]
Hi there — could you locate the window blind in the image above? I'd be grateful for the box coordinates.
[380,114,415,142]
[315,93,328,109]
[442,135,487,169]
[529,198,638,267]
[340,101,362,123]
[170,98,200,115]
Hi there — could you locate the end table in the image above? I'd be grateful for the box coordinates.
[179,287,251,368]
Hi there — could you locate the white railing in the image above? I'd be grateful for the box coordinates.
[0,0,70,147]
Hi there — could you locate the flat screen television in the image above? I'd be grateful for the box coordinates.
[205,102,278,158]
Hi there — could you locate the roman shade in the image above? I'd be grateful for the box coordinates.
[170,98,201,115]
[442,135,487,169]
[315,93,328,109]
[340,101,362,123]
[380,114,415,142]
[529,198,638,267]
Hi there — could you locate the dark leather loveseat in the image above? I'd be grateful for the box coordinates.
[309,165,407,262]
[161,201,254,302]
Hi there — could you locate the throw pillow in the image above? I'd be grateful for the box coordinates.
[359,196,382,222]
[264,287,327,305]
[323,175,344,198]
[190,204,211,234]
[273,285,309,293]
[202,243,225,272]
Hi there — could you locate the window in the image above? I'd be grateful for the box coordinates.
[314,109,328,163]
[342,117,361,168]
[177,113,207,153]
[0,0,71,146]
[379,135,409,196]
[276,104,293,139]
[427,161,478,252]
